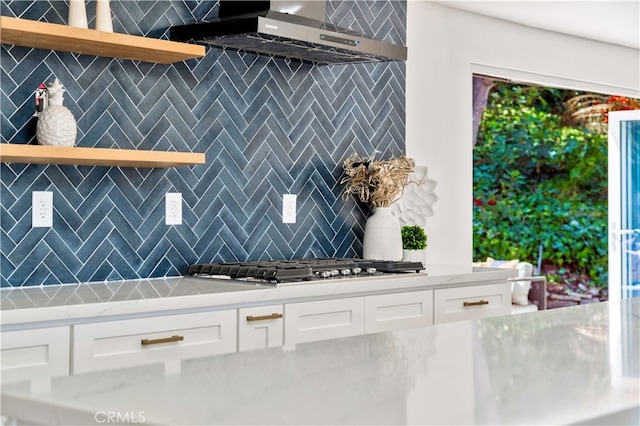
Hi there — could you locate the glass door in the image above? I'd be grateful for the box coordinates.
[608,110,640,300]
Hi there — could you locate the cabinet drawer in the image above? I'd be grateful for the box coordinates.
[1,326,70,383]
[284,298,364,346]
[73,310,236,374]
[434,283,510,324]
[238,305,284,352]
[365,290,433,334]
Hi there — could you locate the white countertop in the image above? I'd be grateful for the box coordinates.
[2,298,638,425]
[0,264,514,326]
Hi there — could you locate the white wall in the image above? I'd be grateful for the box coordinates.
[406,1,640,266]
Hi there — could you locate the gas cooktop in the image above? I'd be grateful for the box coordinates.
[187,257,424,286]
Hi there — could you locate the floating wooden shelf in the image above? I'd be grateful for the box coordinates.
[0,144,205,168]
[0,16,205,63]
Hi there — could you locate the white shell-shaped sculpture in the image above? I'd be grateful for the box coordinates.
[390,165,439,228]
[36,79,77,147]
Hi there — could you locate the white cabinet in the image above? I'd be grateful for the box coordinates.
[284,297,365,346]
[434,283,510,324]
[283,291,433,346]
[1,272,516,379]
[364,290,433,333]
[73,310,236,374]
[0,326,70,384]
[238,305,284,352]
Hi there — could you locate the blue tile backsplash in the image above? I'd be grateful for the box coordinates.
[0,1,406,287]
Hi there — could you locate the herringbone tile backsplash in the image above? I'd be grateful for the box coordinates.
[0,0,406,287]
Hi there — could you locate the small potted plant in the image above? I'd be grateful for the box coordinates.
[401,225,427,264]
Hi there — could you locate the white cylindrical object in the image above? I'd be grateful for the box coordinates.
[95,0,113,32]
[363,207,403,261]
[402,249,425,264]
[68,0,88,29]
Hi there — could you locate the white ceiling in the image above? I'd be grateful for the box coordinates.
[434,0,640,49]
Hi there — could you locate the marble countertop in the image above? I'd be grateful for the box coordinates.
[2,298,638,425]
[0,264,515,326]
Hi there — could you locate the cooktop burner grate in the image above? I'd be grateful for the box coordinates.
[187,257,424,284]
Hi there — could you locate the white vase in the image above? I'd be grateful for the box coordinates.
[402,249,426,266]
[95,0,113,32]
[362,207,403,261]
[68,0,88,29]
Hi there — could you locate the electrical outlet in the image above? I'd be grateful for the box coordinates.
[32,191,53,228]
[282,194,296,224]
[165,193,182,225]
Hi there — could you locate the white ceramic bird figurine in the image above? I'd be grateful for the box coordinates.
[36,78,77,147]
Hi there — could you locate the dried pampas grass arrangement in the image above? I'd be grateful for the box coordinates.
[341,152,415,208]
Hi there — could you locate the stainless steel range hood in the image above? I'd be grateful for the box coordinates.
[170,0,407,65]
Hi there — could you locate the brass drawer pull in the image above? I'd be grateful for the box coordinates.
[246,313,283,322]
[463,300,489,307]
[141,335,184,346]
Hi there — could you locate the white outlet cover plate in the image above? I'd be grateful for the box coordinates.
[283,194,296,224]
[165,192,182,225]
[32,191,53,228]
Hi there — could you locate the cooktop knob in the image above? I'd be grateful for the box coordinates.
[366,267,377,275]
[352,267,362,275]
[340,269,351,276]
[330,269,339,276]
[320,270,332,278]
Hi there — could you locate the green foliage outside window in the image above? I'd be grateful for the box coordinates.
[473,83,608,288]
